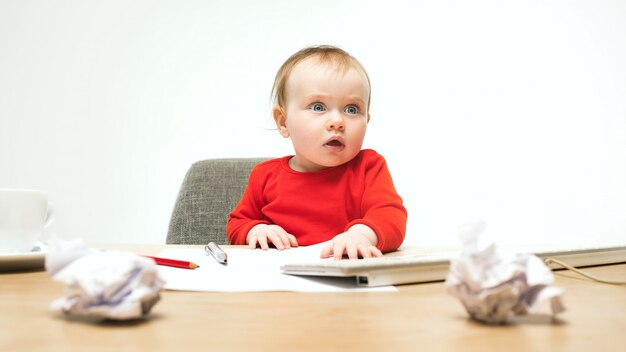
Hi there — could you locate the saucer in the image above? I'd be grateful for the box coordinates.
[0,243,48,271]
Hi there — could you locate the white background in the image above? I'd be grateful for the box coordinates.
[1,0,624,247]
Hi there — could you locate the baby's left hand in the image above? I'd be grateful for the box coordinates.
[320,224,383,260]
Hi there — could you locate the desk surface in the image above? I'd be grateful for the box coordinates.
[1,244,625,352]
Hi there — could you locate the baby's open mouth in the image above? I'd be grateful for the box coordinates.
[325,140,344,147]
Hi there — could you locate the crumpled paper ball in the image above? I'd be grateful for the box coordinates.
[45,239,165,321]
[445,222,565,324]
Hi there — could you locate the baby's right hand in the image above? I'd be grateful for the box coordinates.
[247,224,299,250]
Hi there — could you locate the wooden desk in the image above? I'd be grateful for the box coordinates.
[1,245,625,352]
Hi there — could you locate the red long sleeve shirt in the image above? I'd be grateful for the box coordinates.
[227,149,407,252]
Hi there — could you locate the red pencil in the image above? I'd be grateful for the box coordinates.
[143,255,199,270]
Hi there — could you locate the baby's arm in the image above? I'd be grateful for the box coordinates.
[247,224,299,250]
[320,224,383,260]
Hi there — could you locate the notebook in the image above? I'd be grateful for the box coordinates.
[280,244,626,287]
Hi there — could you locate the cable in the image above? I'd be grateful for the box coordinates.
[543,257,626,285]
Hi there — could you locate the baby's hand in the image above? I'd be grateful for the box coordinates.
[247,224,298,250]
[320,224,382,260]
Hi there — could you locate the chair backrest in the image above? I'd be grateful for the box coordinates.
[166,158,270,245]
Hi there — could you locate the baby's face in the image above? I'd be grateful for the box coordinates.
[276,58,370,172]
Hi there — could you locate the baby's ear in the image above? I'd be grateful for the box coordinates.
[273,106,290,138]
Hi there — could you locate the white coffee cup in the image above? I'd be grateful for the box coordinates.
[0,189,55,254]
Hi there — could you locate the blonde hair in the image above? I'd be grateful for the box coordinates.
[271,45,371,112]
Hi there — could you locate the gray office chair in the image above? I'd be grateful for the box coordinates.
[166,158,270,245]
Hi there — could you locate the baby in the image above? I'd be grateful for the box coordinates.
[227,45,407,259]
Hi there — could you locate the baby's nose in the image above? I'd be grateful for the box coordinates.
[327,113,345,131]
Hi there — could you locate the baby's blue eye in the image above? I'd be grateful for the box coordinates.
[311,103,325,112]
[344,105,359,115]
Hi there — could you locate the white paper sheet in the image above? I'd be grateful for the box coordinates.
[156,243,396,292]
